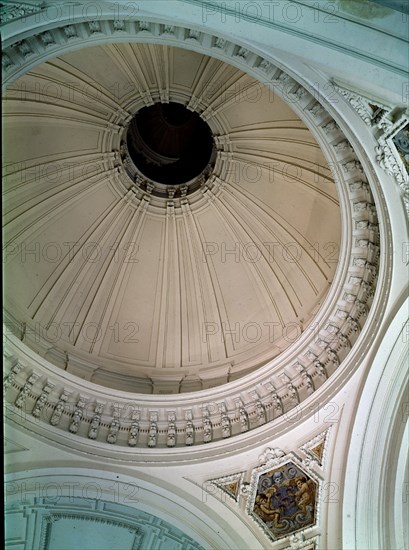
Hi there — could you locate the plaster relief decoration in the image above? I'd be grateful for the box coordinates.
[333,80,394,129]
[334,80,409,216]
[210,472,245,502]
[247,453,319,543]
[284,532,318,550]
[0,2,44,24]
[393,124,409,173]
[300,428,332,469]
[376,117,409,216]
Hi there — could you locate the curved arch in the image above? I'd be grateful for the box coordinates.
[5,466,262,549]
[343,297,409,550]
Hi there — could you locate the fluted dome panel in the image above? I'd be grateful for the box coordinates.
[3,43,341,393]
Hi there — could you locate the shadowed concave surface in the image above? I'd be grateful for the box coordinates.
[127,102,214,184]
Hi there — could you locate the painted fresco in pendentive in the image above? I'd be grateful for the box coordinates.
[251,461,317,539]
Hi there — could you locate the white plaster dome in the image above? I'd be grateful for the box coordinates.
[3,43,341,393]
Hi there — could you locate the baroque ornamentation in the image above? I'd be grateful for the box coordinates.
[259,448,286,465]
[248,458,319,542]
[63,25,77,39]
[107,413,120,444]
[32,381,55,418]
[334,82,408,217]
[209,472,245,502]
[334,82,393,130]
[0,2,44,24]
[306,102,324,118]
[15,373,38,408]
[69,396,88,434]
[285,533,318,549]
[3,360,25,392]
[128,411,140,447]
[113,19,125,32]
[88,21,101,34]
[220,405,231,438]
[2,19,383,449]
[167,412,177,447]
[50,390,71,426]
[148,412,158,448]
[300,428,332,469]
[88,402,104,440]
[203,409,213,443]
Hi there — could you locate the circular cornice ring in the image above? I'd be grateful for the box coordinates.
[3,17,391,456]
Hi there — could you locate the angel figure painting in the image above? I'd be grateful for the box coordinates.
[251,461,317,540]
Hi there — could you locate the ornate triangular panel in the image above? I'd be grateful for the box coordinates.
[300,428,331,469]
[332,80,393,130]
[210,472,245,502]
[332,80,408,217]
